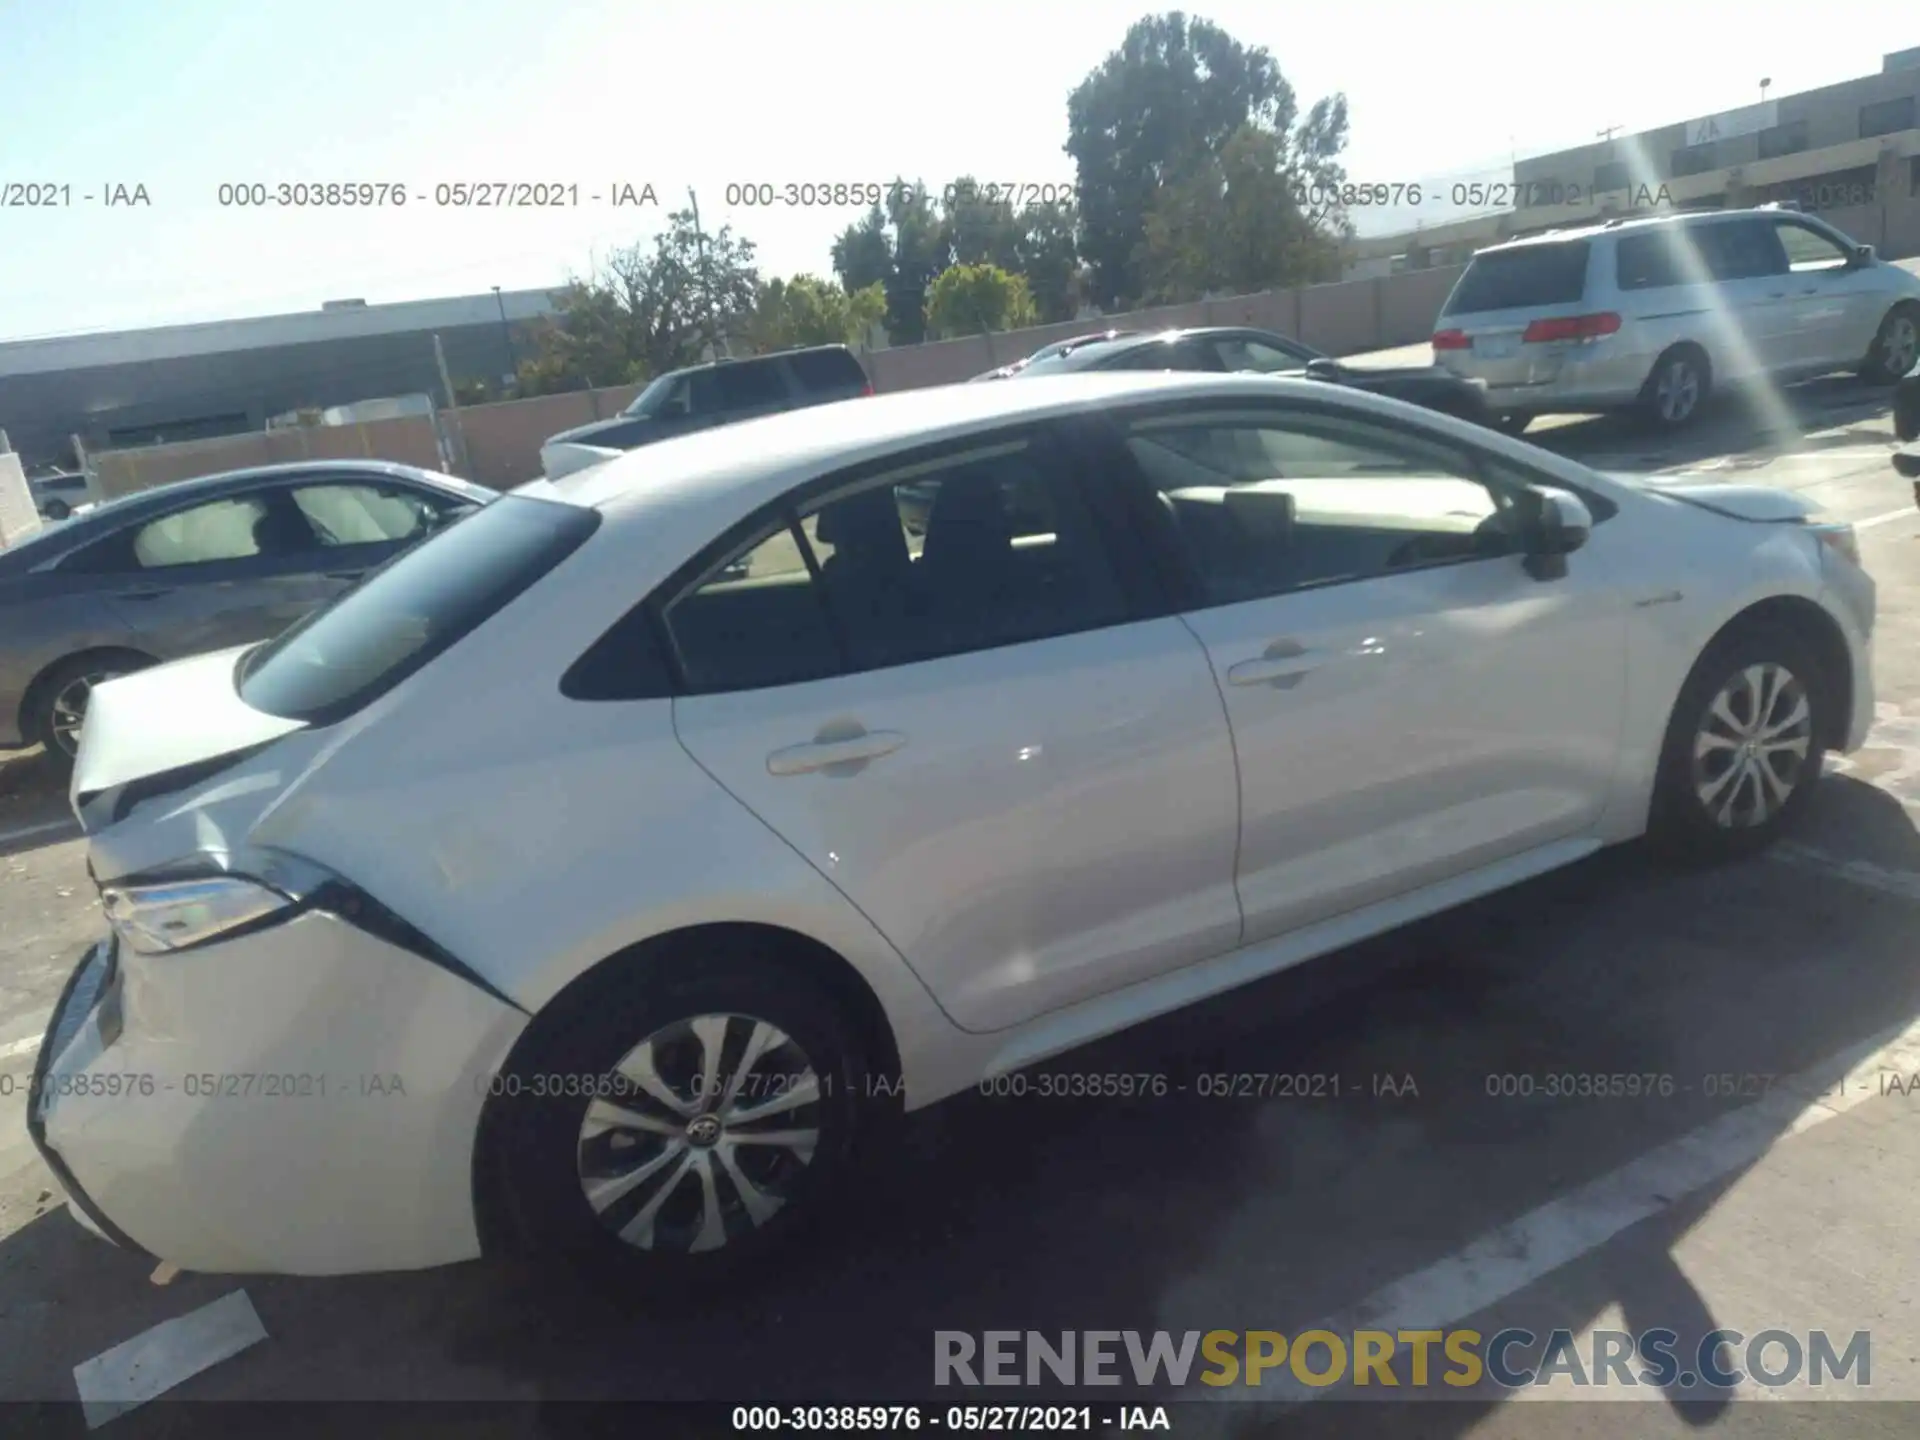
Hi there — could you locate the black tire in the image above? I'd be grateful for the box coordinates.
[1648,625,1829,862]
[1490,412,1534,437]
[483,933,871,1290]
[1638,346,1711,431]
[24,650,156,771]
[1859,302,1920,386]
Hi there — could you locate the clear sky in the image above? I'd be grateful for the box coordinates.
[0,0,1914,341]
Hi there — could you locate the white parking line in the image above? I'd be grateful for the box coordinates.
[73,1290,268,1428]
[1770,842,1920,903]
[1856,506,1917,531]
[0,1032,44,1063]
[0,816,79,847]
[1227,1014,1920,1404]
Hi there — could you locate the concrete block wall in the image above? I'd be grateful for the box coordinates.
[93,414,446,499]
[85,262,1479,494]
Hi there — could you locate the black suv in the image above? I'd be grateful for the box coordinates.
[541,345,872,476]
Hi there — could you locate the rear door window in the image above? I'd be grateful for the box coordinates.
[714,360,791,413]
[130,495,281,567]
[237,495,597,724]
[1443,242,1592,315]
[786,348,866,394]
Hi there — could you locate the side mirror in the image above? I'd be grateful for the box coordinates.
[1855,243,1876,263]
[1304,358,1344,384]
[1521,488,1592,581]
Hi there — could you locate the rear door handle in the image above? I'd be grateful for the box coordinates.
[1227,642,1320,687]
[326,570,365,581]
[767,729,908,776]
[114,588,169,601]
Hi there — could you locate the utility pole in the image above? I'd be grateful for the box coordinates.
[1598,125,1623,143]
[432,333,471,477]
[491,285,517,385]
[687,187,731,359]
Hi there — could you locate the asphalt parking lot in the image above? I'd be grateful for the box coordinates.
[4,375,1920,1438]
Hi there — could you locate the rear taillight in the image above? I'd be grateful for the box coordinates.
[1522,312,1621,344]
[1431,329,1469,351]
[862,381,874,396]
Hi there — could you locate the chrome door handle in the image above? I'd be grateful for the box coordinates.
[767,729,908,776]
[1227,643,1320,687]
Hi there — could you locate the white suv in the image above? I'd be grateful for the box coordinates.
[1433,206,1920,433]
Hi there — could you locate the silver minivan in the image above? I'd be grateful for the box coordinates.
[1433,206,1920,433]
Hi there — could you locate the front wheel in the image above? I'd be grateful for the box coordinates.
[1649,628,1827,861]
[484,937,873,1288]
[1860,303,1920,385]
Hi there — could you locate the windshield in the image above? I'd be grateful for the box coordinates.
[236,494,600,724]
[1016,343,1129,377]
[619,373,684,418]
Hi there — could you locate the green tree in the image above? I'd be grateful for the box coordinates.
[944,177,1023,271]
[925,263,1038,339]
[1015,197,1084,323]
[515,208,760,395]
[1139,122,1343,302]
[1065,12,1348,309]
[830,204,894,295]
[749,275,887,351]
[883,182,952,345]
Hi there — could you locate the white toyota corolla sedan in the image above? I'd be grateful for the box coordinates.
[31,372,1874,1282]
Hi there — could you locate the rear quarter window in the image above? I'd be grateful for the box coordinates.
[236,495,598,725]
[785,348,868,393]
[1443,242,1593,315]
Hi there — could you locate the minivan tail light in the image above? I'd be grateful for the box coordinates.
[1522,312,1622,344]
[1431,329,1470,351]
[862,381,874,396]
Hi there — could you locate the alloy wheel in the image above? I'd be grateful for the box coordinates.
[575,1012,822,1253]
[47,670,125,758]
[1880,313,1919,380]
[1655,357,1701,424]
[1690,662,1814,829]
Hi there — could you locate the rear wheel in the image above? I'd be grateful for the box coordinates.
[26,652,156,769]
[485,935,872,1289]
[1639,346,1710,431]
[1649,627,1827,861]
[1859,302,1920,385]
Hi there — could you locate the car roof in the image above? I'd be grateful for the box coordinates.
[1026,326,1321,370]
[659,344,859,381]
[542,371,1374,525]
[1473,206,1783,256]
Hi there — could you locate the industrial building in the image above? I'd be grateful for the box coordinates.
[1346,48,1920,278]
[0,289,557,470]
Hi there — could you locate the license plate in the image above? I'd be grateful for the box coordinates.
[1474,335,1518,359]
